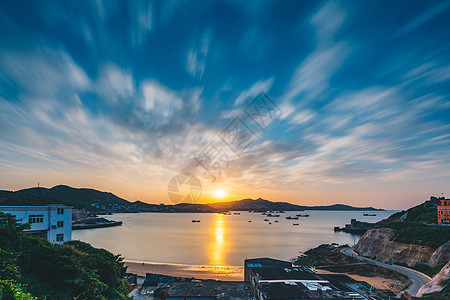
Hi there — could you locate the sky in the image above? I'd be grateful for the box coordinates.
[1,0,450,209]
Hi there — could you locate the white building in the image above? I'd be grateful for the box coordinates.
[0,205,72,244]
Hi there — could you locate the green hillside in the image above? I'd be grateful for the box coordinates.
[376,196,448,250]
[0,212,131,299]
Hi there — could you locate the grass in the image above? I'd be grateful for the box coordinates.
[377,221,450,250]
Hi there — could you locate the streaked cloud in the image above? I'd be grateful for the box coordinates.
[0,0,449,208]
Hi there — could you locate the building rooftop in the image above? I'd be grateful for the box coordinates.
[252,267,322,282]
[245,257,292,269]
[0,205,73,210]
[259,282,310,299]
[166,281,253,299]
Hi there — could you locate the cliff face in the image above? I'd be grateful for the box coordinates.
[429,240,450,267]
[417,261,450,297]
[354,228,395,258]
[355,228,449,267]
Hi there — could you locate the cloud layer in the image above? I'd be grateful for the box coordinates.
[1,0,449,208]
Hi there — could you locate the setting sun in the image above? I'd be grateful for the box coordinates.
[215,189,226,199]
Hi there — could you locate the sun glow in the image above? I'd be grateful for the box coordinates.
[215,189,226,199]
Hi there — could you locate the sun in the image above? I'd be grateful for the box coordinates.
[215,189,226,199]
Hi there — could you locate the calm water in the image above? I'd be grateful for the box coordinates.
[73,210,396,266]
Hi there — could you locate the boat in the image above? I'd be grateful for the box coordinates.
[268,222,272,225]
[274,220,278,223]
[262,212,267,215]
[233,212,241,215]
[293,223,299,226]
[264,219,269,221]
[223,212,231,215]
[191,220,201,223]
[296,213,309,217]
[248,220,252,222]
[286,216,299,220]
[363,213,377,216]
[267,213,280,217]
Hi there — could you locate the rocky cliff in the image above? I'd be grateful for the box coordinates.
[355,228,449,267]
[429,240,450,267]
[417,261,450,297]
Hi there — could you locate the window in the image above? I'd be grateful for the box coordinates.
[56,234,64,242]
[57,208,64,214]
[29,215,44,223]
[57,221,64,227]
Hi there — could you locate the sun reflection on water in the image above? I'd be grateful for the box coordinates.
[208,213,228,266]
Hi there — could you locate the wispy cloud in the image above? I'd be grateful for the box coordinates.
[186,28,212,79]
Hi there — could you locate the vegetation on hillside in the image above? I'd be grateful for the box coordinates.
[0,191,70,208]
[0,212,131,299]
[403,203,438,224]
[377,221,449,250]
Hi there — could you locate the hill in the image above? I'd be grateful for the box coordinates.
[1,186,217,213]
[208,198,383,211]
[1,186,384,213]
[16,185,132,210]
[355,196,450,277]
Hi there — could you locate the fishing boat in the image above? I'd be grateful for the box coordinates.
[267,213,280,217]
[264,219,269,221]
[286,216,299,220]
[274,220,278,223]
[191,220,201,223]
[296,213,309,217]
[293,223,299,226]
[363,213,377,216]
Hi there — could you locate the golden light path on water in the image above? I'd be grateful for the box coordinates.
[208,213,227,266]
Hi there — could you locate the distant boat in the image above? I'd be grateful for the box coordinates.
[296,213,309,217]
[248,220,252,222]
[363,213,376,216]
[264,219,269,221]
[223,212,231,215]
[191,220,201,223]
[262,212,267,215]
[274,220,278,223]
[286,216,299,220]
[268,222,272,225]
[267,213,280,217]
[233,212,240,215]
[293,223,299,226]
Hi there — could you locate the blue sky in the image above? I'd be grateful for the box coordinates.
[1,0,450,209]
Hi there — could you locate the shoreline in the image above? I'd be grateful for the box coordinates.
[124,260,244,281]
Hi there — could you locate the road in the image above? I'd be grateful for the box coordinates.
[341,247,431,297]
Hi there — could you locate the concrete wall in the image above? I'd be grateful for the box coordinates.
[0,206,72,244]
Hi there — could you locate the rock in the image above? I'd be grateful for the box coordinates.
[355,228,440,266]
[354,228,395,258]
[429,240,450,267]
[417,261,450,297]
[376,242,434,266]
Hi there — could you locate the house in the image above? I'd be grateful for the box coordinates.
[0,205,72,244]
[437,198,450,225]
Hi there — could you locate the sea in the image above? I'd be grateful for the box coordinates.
[72,210,397,267]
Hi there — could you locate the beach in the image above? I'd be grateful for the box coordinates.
[124,260,244,281]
